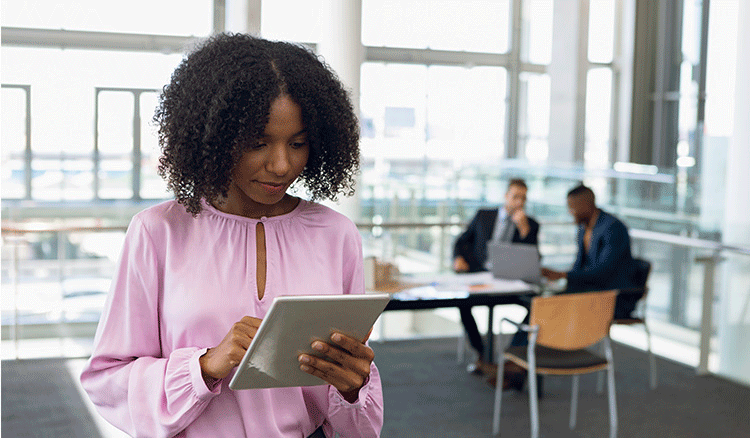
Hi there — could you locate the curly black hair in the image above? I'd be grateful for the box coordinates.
[154,33,360,216]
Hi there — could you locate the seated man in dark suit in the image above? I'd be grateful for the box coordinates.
[453,178,540,374]
[499,183,641,392]
[542,184,641,317]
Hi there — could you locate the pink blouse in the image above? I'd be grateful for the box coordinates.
[80,199,383,438]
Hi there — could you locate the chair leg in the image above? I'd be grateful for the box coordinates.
[492,356,505,435]
[492,331,506,435]
[569,374,579,429]
[596,343,605,393]
[604,338,618,438]
[457,330,466,363]
[607,365,618,438]
[644,322,657,389]
[528,354,540,438]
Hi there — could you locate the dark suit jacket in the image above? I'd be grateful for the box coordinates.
[565,210,641,317]
[453,208,540,273]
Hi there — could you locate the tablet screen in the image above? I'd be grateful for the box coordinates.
[228,293,390,390]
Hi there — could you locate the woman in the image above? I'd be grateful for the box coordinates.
[80,33,383,438]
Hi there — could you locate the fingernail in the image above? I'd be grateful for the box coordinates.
[300,365,310,372]
[332,333,342,342]
[299,355,310,363]
[313,342,325,351]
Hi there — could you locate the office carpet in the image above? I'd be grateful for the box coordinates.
[371,337,750,438]
[2,340,749,437]
[2,358,102,438]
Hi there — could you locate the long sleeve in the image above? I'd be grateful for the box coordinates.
[324,222,384,437]
[453,213,479,260]
[453,211,492,272]
[80,216,220,438]
[566,220,629,289]
[514,217,540,245]
[82,200,385,437]
[325,362,384,438]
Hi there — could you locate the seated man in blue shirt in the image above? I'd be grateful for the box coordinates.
[542,184,641,317]
[501,184,641,392]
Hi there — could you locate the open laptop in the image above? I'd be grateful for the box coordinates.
[487,242,542,285]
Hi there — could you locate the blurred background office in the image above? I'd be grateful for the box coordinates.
[2,0,749,415]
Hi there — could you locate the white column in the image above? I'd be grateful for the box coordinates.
[615,0,636,164]
[213,0,226,33]
[547,0,581,164]
[245,0,262,35]
[718,0,750,386]
[224,0,261,35]
[317,0,363,221]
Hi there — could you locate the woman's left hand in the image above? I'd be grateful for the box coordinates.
[298,332,374,403]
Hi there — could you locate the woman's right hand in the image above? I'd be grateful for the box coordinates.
[199,316,262,380]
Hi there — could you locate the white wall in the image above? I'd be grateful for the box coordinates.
[718,0,750,386]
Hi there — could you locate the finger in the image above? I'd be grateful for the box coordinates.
[329,333,375,360]
[319,340,374,379]
[234,318,262,337]
[311,341,371,376]
[224,329,253,352]
[239,316,263,329]
[298,354,362,392]
[230,324,256,342]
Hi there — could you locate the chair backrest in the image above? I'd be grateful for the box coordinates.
[529,290,617,350]
[632,258,652,288]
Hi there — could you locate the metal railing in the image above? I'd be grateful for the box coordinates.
[627,229,750,375]
[2,220,749,381]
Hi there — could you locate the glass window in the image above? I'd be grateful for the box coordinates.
[1,87,28,199]
[518,72,550,162]
[1,0,212,36]
[522,0,554,64]
[97,92,133,156]
[360,62,507,215]
[29,157,94,201]
[588,0,616,63]
[1,47,182,201]
[97,91,134,199]
[360,63,507,165]
[584,68,613,167]
[362,0,511,53]
[426,66,506,164]
[360,63,427,161]
[140,92,170,199]
[261,0,323,43]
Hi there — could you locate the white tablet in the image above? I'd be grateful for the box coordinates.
[228,293,391,390]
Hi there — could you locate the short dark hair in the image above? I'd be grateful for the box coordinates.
[507,178,528,191]
[567,183,595,203]
[154,33,360,215]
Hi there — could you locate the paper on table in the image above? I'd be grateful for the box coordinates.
[394,272,534,298]
[467,277,533,293]
[402,272,492,289]
[395,286,470,300]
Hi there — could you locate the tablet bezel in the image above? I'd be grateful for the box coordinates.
[228,293,390,390]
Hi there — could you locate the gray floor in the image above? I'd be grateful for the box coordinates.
[2,338,749,437]
[2,358,101,438]
[372,338,750,437]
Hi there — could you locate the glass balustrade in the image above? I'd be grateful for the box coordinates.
[3,217,747,386]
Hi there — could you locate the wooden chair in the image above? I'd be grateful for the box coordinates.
[492,290,618,438]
